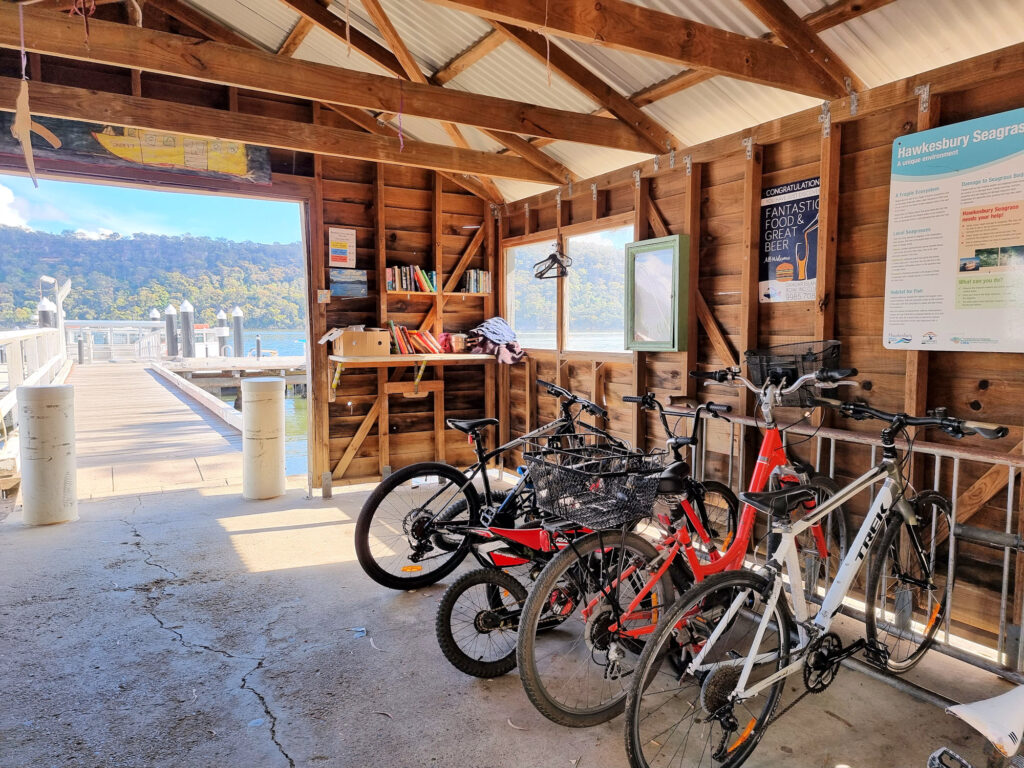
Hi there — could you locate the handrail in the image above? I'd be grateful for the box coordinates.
[1,327,67,424]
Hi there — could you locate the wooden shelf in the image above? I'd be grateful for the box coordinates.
[443,291,491,297]
[329,353,492,368]
[386,290,436,296]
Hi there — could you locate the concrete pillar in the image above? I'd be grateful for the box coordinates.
[180,300,195,358]
[255,334,262,359]
[242,377,285,500]
[164,304,179,357]
[77,337,85,364]
[231,306,244,358]
[18,384,77,525]
[216,309,229,356]
[36,297,56,329]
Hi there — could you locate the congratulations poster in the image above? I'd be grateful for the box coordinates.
[758,178,819,303]
[883,108,1024,351]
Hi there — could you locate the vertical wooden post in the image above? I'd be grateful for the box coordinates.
[525,356,537,432]
[306,104,330,485]
[375,164,388,327]
[815,122,842,426]
[432,172,445,339]
[683,162,702,398]
[377,368,389,476]
[433,365,446,463]
[738,142,763,415]
[904,95,940,429]
[632,174,650,448]
[592,362,607,432]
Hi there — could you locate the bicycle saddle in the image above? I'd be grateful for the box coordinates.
[739,486,817,518]
[947,686,1024,757]
[445,417,498,434]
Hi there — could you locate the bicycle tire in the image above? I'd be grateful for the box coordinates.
[625,569,794,768]
[693,479,741,558]
[800,475,849,603]
[517,529,674,728]
[435,567,527,678]
[864,490,955,673]
[354,462,480,590]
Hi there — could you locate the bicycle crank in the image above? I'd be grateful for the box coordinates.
[802,633,866,693]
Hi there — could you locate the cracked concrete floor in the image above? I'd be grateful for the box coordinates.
[0,484,1012,768]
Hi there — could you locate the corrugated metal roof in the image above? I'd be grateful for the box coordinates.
[552,40,680,98]
[292,25,395,77]
[644,78,820,147]
[445,41,599,114]
[627,0,769,36]
[541,142,654,182]
[185,0,297,50]
[493,179,558,203]
[818,0,1024,89]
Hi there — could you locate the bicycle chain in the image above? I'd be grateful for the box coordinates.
[771,633,844,724]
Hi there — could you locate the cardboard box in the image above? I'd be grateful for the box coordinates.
[333,328,391,357]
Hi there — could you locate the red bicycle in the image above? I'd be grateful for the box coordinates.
[515,349,854,728]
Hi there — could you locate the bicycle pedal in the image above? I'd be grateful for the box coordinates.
[862,642,890,669]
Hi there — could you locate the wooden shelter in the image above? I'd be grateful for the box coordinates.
[2,0,1024,651]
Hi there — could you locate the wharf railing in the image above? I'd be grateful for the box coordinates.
[0,327,67,440]
[685,411,1024,683]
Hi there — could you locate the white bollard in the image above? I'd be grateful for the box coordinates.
[18,384,78,525]
[242,377,286,500]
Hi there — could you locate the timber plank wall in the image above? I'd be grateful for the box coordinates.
[499,60,1024,646]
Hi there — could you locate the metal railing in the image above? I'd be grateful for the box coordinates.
[0,327,67,439]
[684,411,1024,682]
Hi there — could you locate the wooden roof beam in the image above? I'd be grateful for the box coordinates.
[145,0,260,49]
[630,0,893,107]
[433,29,504,85]
[491,21,682,153]
[277,17,314,57]
[0,6,650,152]
[0,77,556,182]
[739,0,866,95]
[420,0,838,98]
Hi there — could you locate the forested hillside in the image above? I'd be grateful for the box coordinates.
[0,226,305,328]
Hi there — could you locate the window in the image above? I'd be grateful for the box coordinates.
[505,240,558,349]
[565,225,632,352]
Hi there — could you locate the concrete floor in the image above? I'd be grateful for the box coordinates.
[0,483,1012,768]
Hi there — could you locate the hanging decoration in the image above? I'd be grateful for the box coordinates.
[67,0,97,44]
[397,82,404,152]
[542,0,552,87]
[345,0,352,56]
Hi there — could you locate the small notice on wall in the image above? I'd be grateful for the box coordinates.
[758,178,819,302]
[328,227,357,268]
[883,108,1024,352]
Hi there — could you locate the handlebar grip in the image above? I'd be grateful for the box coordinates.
[622,396,644,404]
[690,370,729,383]
[815,367,858,383]
[963,421,1009,440]
[586,402,609,419]
[707,403,732,414]
[536,378,557,390]
[813,396,844,408]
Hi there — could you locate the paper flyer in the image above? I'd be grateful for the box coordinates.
[758,178,819,303]
[328,226,357,268]
[883,107,1024,351]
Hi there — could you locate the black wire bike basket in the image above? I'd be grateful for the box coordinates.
[523,435,664,530]
[744,340,841,407]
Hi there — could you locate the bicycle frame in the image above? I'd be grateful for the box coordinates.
[688,456,917,702]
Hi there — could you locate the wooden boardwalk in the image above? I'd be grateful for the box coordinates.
[70,363,242,498]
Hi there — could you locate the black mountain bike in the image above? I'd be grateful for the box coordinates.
[354,379,620,590]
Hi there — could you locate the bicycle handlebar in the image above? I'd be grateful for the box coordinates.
[690,367,858,396]
[814,397,1009,440]
[535,378,608,419]
[624,392,731,453]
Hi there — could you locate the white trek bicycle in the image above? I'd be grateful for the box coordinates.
[623,384,1008,768]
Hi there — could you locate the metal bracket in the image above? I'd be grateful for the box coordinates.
[524,201,530,220]
[914,83,931,113]
[669,149,676,170]
[653,154,660,173]
[742,137,753,160]
[490,203,499,220]
[819,101,831,138]
[684,154,693,176]
[555,190,561,212]
[632,169,641,189]
[567,180,573,198]
[591,183,598,201]
[845,77,859,115]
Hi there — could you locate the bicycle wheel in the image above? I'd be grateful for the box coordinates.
[865,491,955,673]
[625,570,794,768]
[436,567,527,678]
[517,529,675,728]
[355,462,482,590]
[797,475,848,603]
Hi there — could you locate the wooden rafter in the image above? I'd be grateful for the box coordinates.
[420,0,837,98]
[492,21,681,154]
[277,17,314,57]
[630,0,893,107]
[0,77,555,182]
[740,0,865,95]
[145,0,259,49]
[359,0,507,201]
[433,29,504,85]
[355,0,569,187]
[1,5,651,152]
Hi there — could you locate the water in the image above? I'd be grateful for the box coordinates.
[515,330,625,353]
[240,329,308,358]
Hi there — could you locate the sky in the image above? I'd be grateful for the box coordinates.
[0,173,303,243]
